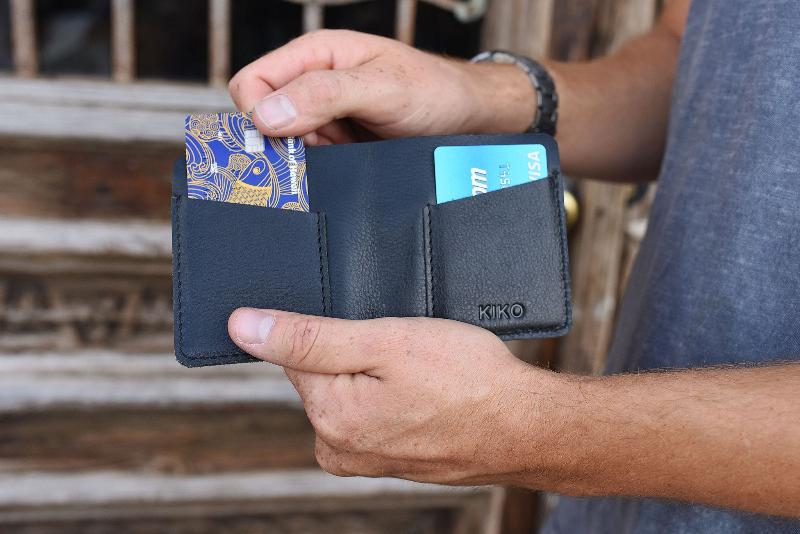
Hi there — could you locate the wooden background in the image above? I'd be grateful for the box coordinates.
[0,0,662,532]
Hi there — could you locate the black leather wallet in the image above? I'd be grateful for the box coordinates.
[172,134,571,367]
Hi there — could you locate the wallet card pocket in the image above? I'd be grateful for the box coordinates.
[172,196,330,367]
[425,173,571,339]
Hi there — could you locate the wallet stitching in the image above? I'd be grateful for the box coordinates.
[542,170,570,333]
[175,195,185,356]
[316,212,328,316]
[425,204,436,317]
[423,205,434,317]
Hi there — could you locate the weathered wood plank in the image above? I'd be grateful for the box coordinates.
[0,78,232,142]
[595,0,658,53]
[619,185,655,297]
[0,469,500,534]
[548,0,602,61]
[0,405,314,474]
[481,0,554,58]
[558,182,629,375]
[0,510,452,534]
[0,469,496,515]
[0,217,171,258]
[0,352,299,411]
[0,271,172,351]
[0,140,176,220]
[0,507,456,534]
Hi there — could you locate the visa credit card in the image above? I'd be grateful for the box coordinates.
[185,112,309,211]
[434,144,548,204]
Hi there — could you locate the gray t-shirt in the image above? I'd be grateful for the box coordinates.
[545,0,800,532]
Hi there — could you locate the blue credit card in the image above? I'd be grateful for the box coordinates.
[434,144,548,204]
[185,112,309,211]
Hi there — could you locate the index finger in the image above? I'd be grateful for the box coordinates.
[229,29,386,112]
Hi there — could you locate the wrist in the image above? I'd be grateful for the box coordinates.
[510,368,608,493]
[460,61,537,134]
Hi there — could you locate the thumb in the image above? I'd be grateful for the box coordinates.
[251,69,370,137]
[228,308,386,374]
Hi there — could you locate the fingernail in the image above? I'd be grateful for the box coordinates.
[233,309,276,345]
[255,94,297,130]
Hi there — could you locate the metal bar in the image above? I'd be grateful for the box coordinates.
[208,0,231,87]
[395,0,417,45]
[111,0,135,82]
[303,2,324,33]
[10,0,37,77]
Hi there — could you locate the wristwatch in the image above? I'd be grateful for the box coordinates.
[471,50,559,136]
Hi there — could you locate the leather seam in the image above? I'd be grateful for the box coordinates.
[316,212,329,316]
[175,195,185,357]
[551,170,571,331]
[426,204,436,317]
[423,205,433,317]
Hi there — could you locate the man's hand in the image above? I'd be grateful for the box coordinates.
[228,30,536,145]
[227,307,561,485]
[228,307,800,517]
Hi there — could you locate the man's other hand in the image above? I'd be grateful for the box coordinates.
[227,307,560,485]
[228,30,536,145]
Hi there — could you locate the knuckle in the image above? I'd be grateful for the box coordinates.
[304,71,343,107]
[334,415,365,449]
[308,407,344,447]
[319,457,351,477]
[373,319,414,355]
[314,445,347,477]
[285,315,323,366]
[227,72,242,98]
[304,28,333,40]
[316,421,347,450]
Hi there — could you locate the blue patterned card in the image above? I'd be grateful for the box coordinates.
[185,112,309,211]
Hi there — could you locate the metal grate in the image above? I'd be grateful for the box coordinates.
[8,0,488,86]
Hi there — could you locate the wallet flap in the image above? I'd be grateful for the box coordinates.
[172,164,329,367]
[426,173,571,338]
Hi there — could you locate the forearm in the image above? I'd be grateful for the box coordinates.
[520,364,800,516]
[544,26,681,182]
[464,5,686,182]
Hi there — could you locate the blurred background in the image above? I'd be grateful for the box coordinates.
[0,0,662,532]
